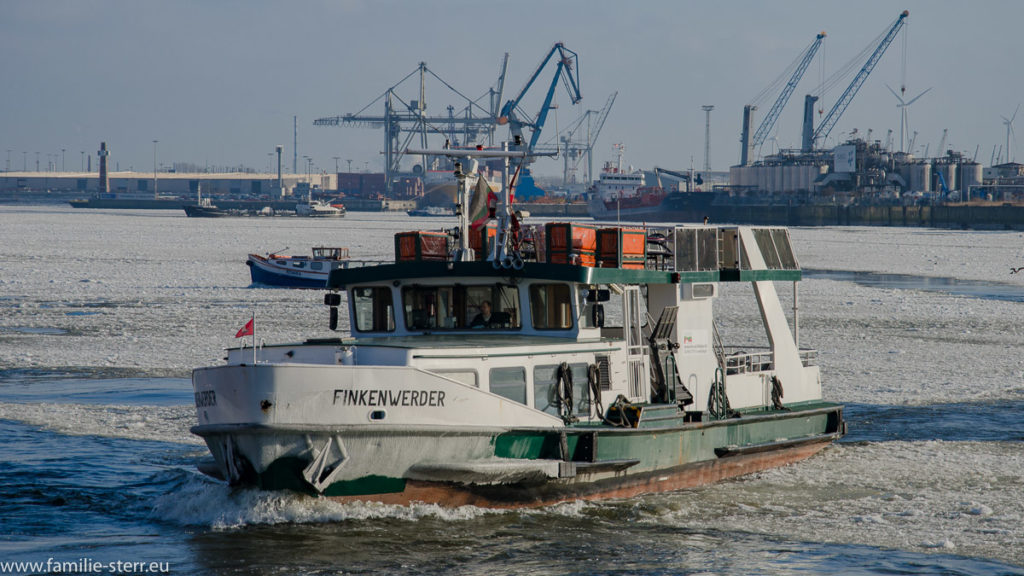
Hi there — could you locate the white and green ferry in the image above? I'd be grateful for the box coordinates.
[191,147,844,507]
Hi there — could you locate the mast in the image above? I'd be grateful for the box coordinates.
[405,142,553,267]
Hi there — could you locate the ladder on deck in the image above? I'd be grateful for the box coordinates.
[649,306,694,406]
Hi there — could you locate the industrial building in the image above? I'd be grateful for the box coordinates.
[0,170,333,197]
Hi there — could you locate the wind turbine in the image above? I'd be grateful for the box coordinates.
[1001,104,1019,164]
[887,84,932,153]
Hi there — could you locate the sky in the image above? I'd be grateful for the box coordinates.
[3,0,1023,178]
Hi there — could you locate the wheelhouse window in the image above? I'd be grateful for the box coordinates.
[529,283,573,330]
[351,286,395,332]
[402,284,520,331]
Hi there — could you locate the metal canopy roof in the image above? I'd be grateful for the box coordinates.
[327,260,799,289]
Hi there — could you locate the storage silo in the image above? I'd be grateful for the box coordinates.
[934,163,957,194]
[791,165,802,191]
[746,165,757,188]
[772,165,784,192]
[960,161,983,199]
[908,162,932,192]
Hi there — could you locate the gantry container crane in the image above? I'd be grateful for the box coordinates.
[314,57,509,192]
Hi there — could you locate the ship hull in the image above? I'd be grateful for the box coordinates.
[324,437,834,508]
[69,198,188,210]
[246,255,330,288]
[192,361,842,507]
[183,204,230,218]
[589,192,716,223]
[193,408,842,507]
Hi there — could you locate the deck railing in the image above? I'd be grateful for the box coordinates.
[722,347,818,375]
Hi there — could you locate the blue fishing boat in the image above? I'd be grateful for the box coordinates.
[247,247,351,288]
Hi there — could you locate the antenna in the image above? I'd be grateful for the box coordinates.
[1001,104,1019,164]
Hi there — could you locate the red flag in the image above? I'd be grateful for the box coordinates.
[235,318,254,338]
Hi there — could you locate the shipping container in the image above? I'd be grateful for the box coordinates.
[337,172,362,190]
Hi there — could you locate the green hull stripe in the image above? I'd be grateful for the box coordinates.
[259,457,407,496]
[324,475,406,497]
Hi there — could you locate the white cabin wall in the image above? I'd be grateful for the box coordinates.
[723,372,769,409]
[736,228,813,400]
[354,346,411,366]
[749,279,808,388]
[647,283,719,412]
[794,364,822,403]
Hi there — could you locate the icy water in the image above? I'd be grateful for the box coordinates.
[805,268,1024,303]
[2,206,1024,575]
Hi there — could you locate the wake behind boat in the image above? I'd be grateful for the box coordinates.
[192,145,844,507]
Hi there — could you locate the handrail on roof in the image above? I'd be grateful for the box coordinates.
[326,225,803,289]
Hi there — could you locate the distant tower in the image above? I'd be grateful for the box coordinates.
[801,95,819,153]
[97,142,110,193]
[275,145,284,197]
[702,105,714,172]
[740,105,756,166]
[293,116,298,174]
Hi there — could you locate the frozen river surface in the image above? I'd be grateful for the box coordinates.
[0,206,1022,574]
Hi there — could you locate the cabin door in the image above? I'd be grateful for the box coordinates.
[623,286,649,402]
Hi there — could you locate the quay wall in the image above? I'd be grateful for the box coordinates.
[691,204,1024,230]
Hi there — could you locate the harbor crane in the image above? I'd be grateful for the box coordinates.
[741,32,826,165]
[314,57,509,192]
[553,91,617,185]
[498,42,583,153]
[495,42,583,198]
[802,10,909,152]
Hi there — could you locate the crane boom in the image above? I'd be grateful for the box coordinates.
[498,42,582,151]
[491,53,510,120]
[751,33,826,149]
[810,10,908,150]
